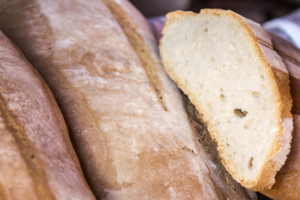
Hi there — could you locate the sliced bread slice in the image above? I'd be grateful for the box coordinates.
[160,9,293,190]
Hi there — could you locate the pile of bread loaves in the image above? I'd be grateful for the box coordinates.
[0,0,299,200]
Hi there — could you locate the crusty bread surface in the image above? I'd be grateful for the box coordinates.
[160,9,293,190]
[0,31,95,200]
[0,1,257,199]
[259,32,300,200]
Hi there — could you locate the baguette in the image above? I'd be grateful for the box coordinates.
[160,9,293,190]
[0,31,95,200]
[0,1,257,199]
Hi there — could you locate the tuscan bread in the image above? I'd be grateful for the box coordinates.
[259,32,300,200]
[160,9,293,190]
[0,31,95,200]
[0,1,257,199]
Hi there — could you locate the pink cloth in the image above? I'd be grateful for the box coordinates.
[263,8,300,49]
[147,16,166,41]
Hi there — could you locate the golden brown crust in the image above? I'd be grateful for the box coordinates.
[0,96,55,200]
[240,17,293,191]
[260,115,300,200]
[160,9,292,191]
[258,30,300,200]
[163,11,197,35]
[0,1,258,199]
[217,11,292,191]
[269,32,300,114]
[0,31,95,200]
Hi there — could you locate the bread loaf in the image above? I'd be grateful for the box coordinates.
[258,32,300,200]
[0,1,257,199]
[160,9,293,190]
[0,31,95,200]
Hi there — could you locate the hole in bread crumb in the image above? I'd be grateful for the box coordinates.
[234,109,248,118]
[261,75,264,80]
[220,94,225,102]
[252,91,260,98]
[211,57,215,62]
[220,88,223,92]
[248,157,253,168]
[204,27,208,32]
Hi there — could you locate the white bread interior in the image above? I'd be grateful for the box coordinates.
[160,9,293,190]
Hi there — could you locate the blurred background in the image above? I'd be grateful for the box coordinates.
[129,0,300,24]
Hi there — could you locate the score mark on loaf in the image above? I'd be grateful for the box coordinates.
[0,1,257,200]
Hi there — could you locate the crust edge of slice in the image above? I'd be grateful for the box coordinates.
[160,9,293,191]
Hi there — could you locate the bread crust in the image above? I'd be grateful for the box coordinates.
[269,32,300,114]
[258,31,300,200]
[0,31,95,200]
[0,1,257,199]
[160,9,293,191]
